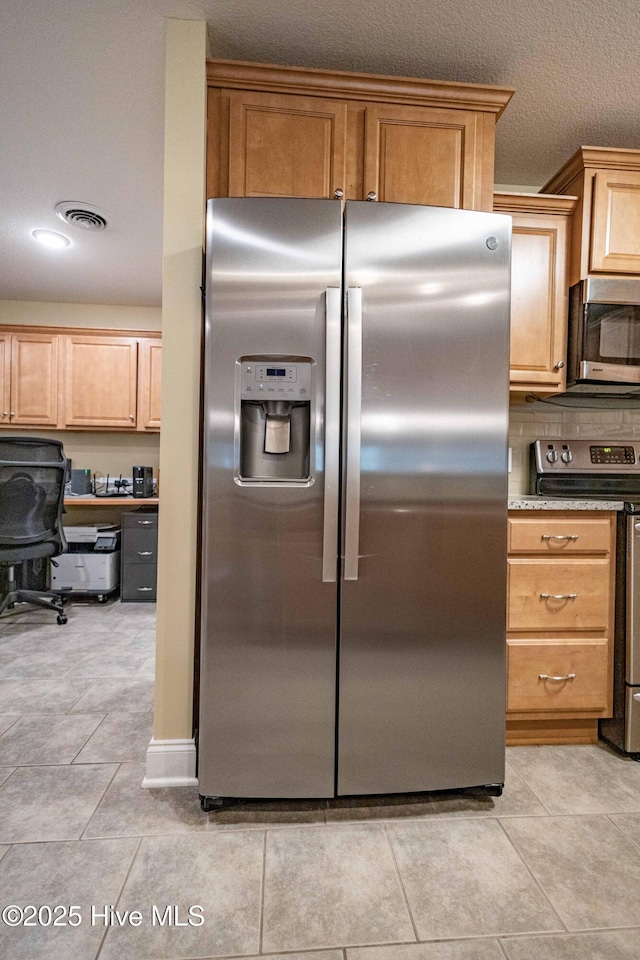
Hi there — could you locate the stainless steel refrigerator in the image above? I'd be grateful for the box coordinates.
[199,197,510,805]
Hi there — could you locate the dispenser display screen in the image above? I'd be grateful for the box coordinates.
[590,445,636,464]
[266,368,287,377]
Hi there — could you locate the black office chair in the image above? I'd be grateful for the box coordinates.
[0,437,68,625]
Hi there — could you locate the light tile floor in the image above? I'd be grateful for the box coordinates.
[1,602,640,959]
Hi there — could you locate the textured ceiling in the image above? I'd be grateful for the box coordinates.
[1,0,639,306]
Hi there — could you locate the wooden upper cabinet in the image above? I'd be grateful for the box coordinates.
[542,147,640,284]
[227,91,347,198]
[207,59,513,210]
[0,334,11,427]
[137,339,162,431]
[494,192,577,394]
[364,104,487,208]
[590,170,640,273]
[63,335,138,429]
[0,332,60,428]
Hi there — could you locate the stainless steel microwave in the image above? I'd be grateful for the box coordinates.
[568,278,640,385]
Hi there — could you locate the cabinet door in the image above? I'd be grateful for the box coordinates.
[363,104,489,209]
[137,339,161,431]
[63,336,138,429]
[0,334,11,427]
[9,333,60,426]
[590,170,640,273]
[227,91,347,198]
[508,215,568,391]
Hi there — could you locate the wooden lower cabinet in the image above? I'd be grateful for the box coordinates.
[506,511,616,745]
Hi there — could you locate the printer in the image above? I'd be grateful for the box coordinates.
[50,524,121,600]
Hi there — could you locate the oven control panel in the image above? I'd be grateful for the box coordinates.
[533,439,639,473]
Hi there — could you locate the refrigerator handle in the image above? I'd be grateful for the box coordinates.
[344,286,362,581]
[322,287,341,583]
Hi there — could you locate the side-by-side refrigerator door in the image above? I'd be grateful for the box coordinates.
[199,198,343,799]
[338,201,511,796]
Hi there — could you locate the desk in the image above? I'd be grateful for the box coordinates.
[64,497,159,507]
[63,497,159,525]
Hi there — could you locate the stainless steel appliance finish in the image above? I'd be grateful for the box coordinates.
[199,197,511,801]
[337,202,510,795]
[200,198,341,799]
[568,278,640,387]
[530,439,640,757]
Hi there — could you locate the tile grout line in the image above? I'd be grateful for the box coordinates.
[496,935,510,959]
[495,816,569,932]
[505,762,555,816]
[604,812,640,853]
[94,834,143,960]
[382,822,420,943]
[69,713,110,764]
[258,829,268,954]
[79,761,122,840]
[64,677,100,715]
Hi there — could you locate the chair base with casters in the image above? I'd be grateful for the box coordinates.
[0,561,67,625]
[0,437,70,628]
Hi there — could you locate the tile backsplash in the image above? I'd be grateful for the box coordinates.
[509,396,640,496]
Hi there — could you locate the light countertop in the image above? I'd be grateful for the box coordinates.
[508,497,624,511]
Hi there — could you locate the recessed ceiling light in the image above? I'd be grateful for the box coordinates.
[32,229,71,249]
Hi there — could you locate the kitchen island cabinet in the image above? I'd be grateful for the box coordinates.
[494,192,576,395]
[207,59,513,210]
[542,147,640,283]
[506,510,616,745]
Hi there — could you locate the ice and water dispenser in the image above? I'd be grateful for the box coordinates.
[239,359,312,481]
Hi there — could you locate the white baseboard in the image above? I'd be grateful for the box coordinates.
[142,737,198,788]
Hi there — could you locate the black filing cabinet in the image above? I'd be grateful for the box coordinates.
[121,511,158,601]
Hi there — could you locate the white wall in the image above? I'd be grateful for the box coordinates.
[0,299,161,330]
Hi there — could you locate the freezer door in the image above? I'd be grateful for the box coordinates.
[338,201,510,796]
[200,198,342,799]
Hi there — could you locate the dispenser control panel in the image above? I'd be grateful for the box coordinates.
[240,360,312,402]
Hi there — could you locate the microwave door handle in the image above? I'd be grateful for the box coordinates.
[322,287,341,583]
[344,286,362,581]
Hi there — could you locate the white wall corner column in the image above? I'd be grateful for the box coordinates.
[145,17,207,788]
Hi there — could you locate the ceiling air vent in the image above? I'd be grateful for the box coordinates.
[55,201,109,231]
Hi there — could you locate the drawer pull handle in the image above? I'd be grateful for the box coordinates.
[137,587,154,592]
[137,551,153,556]
[539,673,576,682]
[540,593,577,600]
[137,520,154,525]
[634,694,640,702]
[541,534,579,541]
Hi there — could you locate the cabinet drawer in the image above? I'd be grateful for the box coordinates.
[507,639,609,712]
[508,517,611,555]
[121,563,157,602]
[507,558,610,631]
[122,527,157,560]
